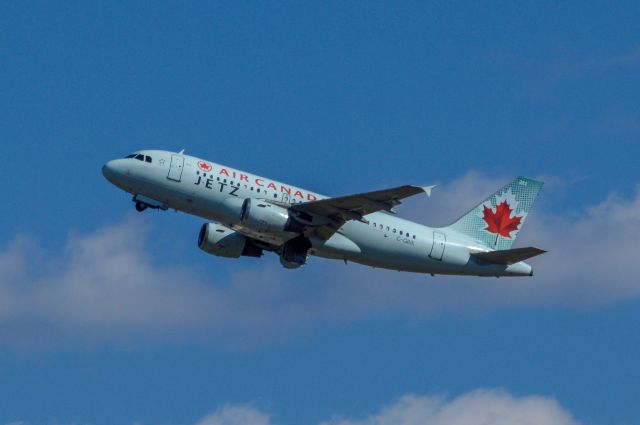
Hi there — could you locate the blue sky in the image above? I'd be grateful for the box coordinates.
[1,2,640,424]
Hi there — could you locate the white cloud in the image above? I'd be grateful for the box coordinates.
[0,218,224,343]
[0,172,639,344]
[190,389,579,425]
[1,389,582,425]
[547,45,640,80]
[194,404,272,425]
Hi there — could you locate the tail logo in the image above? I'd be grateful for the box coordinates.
[447,177,542,250]
[482,200,523,245]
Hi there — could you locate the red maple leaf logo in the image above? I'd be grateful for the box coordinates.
[198,161,212,172]
[482,201,523,245]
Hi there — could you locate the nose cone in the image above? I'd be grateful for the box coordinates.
[102,160,118,183]
[102,159,129,186]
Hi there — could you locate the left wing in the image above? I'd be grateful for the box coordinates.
[290,184,435,238]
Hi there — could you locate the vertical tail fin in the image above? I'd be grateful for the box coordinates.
[446,177,543,250]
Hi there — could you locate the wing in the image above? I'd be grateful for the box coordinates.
[290,184,435,239]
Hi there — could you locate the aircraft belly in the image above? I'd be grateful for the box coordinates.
[339,222,432,272]
[309,233,361,259]
[337,222,477,274]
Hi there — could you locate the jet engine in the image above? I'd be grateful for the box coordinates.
[240,199,305,233]
[198,223,262,258]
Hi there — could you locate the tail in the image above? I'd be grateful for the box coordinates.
[446,176,543,250]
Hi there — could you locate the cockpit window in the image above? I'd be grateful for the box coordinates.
[124,153,151,163]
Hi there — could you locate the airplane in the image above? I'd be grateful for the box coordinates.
[102,150,545,277]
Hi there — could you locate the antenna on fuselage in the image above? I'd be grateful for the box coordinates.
[178,149,185,154]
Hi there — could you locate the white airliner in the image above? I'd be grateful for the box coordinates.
[103,150,545,277]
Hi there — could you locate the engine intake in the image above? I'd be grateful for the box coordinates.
[198,223,262,258]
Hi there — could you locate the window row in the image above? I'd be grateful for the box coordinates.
[371,221,416,239]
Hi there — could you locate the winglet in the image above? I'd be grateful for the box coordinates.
[422,185,436,197]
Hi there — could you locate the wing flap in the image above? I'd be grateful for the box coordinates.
[471,247,546,265]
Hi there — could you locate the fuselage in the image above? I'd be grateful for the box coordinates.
[102,150,533,277]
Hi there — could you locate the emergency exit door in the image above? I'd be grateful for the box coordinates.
[167,155,184,182]
[429,231,446,261]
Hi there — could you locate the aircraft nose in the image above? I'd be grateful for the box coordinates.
[102,159,126,183]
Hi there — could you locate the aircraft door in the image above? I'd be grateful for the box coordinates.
[429,231,446,261]
[281,193,290,204]
[167,155,184,182]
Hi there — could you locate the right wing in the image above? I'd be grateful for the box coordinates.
[289,184,435,239]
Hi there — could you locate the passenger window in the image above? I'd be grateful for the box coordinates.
[257,188,260,193]
[379,224,383,229]
[393,229,396,233]
[413,235,416,239]
[400,231,403,235]
[145,156,152,163]
[386,226,390,231]
[230,181,234,185]
[273,194,277,198]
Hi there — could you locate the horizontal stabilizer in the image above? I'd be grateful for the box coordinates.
[471,247,546,265]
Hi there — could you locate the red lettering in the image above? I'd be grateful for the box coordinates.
[255,178,264,187]
[280,185,291,194]
[294,190,304,198]
[240,174,249,182]
[219,168,230,176]
[267,182,277,190]
[307,193,317,201]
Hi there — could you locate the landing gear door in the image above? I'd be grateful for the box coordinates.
[167,155,184,182]
[429,231,446,261]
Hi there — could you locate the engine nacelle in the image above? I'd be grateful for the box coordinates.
[240,198,304,233]
[198,223,262,258]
